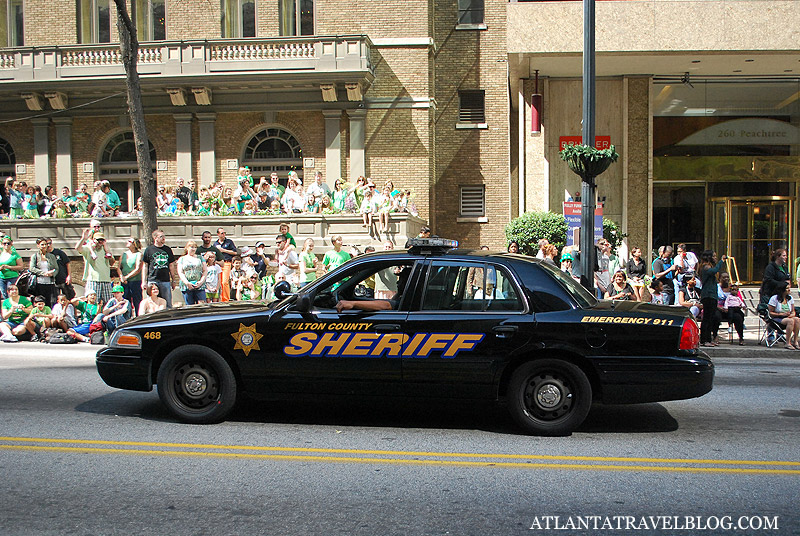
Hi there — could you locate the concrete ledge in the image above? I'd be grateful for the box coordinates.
[0,213,428,258]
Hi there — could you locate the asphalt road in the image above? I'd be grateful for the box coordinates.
[1,345,798,535]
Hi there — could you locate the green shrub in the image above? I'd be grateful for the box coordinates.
[505,211,568,255]
[505,211,627,256]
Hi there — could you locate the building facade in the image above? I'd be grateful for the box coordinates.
[0,0,509,246]
[508,0,800,283]
[2,0,799,282]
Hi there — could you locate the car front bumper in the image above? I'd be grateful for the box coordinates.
[96,347,153,392]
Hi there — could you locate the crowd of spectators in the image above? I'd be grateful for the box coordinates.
[0,215,416,342]
[2,171,418,230]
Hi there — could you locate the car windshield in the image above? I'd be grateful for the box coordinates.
[538,261,597,308]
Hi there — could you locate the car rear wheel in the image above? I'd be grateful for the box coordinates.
[157,345,237,424]
[508,359,592,436]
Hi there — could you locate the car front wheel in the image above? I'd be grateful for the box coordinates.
[157,345,237,424]
[508,359,592,436]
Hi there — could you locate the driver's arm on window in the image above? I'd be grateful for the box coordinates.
[335,299,392,313]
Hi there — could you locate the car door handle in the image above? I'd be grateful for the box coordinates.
[492,325,518,338]
[374,324,401,332]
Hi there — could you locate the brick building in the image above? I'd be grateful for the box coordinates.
[0,0,509,247]
[1,0,799,281]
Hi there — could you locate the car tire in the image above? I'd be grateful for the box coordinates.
[157,345,237,424]
[508,359,592,436]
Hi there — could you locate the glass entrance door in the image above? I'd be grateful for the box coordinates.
[709,198,792,284]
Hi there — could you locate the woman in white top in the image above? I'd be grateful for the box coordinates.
[177,241,208,306]
[767,281,800,349]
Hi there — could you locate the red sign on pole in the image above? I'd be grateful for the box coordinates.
[559,136,612,150]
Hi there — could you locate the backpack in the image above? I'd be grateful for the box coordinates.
[49,332,77,344]
[14,270,37,296]
[90,331,106,345]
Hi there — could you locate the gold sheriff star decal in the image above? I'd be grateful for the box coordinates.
[231,323,263,356]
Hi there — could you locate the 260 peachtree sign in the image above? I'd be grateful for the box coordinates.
[677,118,798,146]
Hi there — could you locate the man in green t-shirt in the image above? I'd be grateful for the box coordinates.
[322,235,352,272]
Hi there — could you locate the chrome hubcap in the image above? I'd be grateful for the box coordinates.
[536,384,562,408]
[184,373,207,397]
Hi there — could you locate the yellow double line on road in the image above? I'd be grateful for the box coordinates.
[1,436,799,475]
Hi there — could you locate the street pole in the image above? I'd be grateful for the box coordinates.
[580,0,597,292]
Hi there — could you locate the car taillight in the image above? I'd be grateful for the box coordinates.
[679,318,699,350]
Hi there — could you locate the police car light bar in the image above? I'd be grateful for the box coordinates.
[407,237,458,249]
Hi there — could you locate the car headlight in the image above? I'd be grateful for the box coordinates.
[109,330,142,349]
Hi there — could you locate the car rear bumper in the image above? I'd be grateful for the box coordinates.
[96,347,153,392]
[589,354,714,404]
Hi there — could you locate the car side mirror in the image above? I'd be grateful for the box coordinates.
[290,294,311,313]
[273,280,293,300]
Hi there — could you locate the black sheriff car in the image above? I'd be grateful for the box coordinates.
[96,238,713,436]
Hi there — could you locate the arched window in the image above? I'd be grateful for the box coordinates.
[0,136,16,177]
[242,128,303,182]
[99,131,156,212]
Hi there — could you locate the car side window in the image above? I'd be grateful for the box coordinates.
[312,260,413,310]
[422,261,523,312]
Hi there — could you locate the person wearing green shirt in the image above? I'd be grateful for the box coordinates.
[0,236,24,300]
[278,222,296,247]
[299,238,319,286]
[102,181,121,214]
[1,283,34,342]
[322,235,352,272]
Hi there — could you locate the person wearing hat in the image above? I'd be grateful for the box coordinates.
[75,228,114,304]
[560,249,579,281]
[99,285,131,333]
[250,241,270,278]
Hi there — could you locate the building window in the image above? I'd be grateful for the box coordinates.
[242,127,303,182]
[279,0,314,36]
[460,185,485,218]
[221,0,255,38]
[2,0,24,46]
[0,136,15,178]
[457,0,485,28]
[77,0,111,43]
[458,90,486,127]
[100,131,156,212]
[134,0,166,41]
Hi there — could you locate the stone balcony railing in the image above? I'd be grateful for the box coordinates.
[0,213,426,260]
[0,36,372,83]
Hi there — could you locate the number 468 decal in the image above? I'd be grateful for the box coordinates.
[143,331,161,340]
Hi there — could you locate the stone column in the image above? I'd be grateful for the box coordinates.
[197,113,217,185]
[323,110,342,183]
[53,117,73,192]
[175,113,193,180]
[347,109,366,180]
[622,76,651,258]
[32,118,50,188]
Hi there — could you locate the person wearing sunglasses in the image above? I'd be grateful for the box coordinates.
[75,228,114,304]
[0,237,23,300]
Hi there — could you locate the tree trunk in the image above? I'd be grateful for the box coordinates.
[114,0,158,246]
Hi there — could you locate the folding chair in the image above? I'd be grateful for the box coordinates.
[758,308,786,347]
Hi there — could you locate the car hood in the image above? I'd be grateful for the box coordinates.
[121,301,277,328]
[590,299,692,317]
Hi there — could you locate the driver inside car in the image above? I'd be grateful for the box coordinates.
[335,265,410,313]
